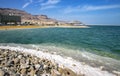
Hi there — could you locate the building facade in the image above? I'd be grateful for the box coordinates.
[0,14,21,25]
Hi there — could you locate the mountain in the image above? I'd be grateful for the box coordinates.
[0,8,84,26]
[0,8,56,22]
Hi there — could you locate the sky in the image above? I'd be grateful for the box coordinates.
[0,0,120,25]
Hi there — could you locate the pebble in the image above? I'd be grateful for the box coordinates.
[0,48,78,76]
[112,71,120,76]
[100,66,105,71]
[0,69,4,76]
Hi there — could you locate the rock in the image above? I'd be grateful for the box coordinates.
[20,64,29,69]
[42,73,51,76]
[72,64,76,66]
[82,62,86,65]
[36,70,44,75]
[30,66,35,70]
[20,68,27,75]
[7,60,14,67]
[44,65,48,69]
[51,69,61,76]
[14,58,20,64]
[15,74,21,76]
[100,66,105,71]
[0,48,80,76]
[59,68,77,76]
[4,72,10,76]
[20,59,26,64]
[35,64,40,70]
[0,69,5,76]
[29,69,36,76]
[18,55,22,59]
[112,71,120,76]
[26,58,30,65]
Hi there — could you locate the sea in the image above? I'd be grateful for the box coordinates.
[0,26,120,72]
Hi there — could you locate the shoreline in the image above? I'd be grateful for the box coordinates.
[0,25,89,30]
[0,45,117,76]
[0,48,78,76]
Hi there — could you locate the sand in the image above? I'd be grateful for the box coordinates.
[0,25,89,30]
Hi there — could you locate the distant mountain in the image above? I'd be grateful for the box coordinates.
[0,8,56,22]
[0,8,84,26]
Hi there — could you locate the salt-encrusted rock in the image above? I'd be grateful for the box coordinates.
[36,69,44,75]
[100,66,105,71]
[0,48,78,76]
[0,69,5,76]
[26,58,30,65]
[4,72,10,76]
[7,60,14,67]
[43,64,48,69]
[42,73,51,76]
[20,58,26,64]
[35,64,40,70]
[112,70,120,76]
[14,58,20,64]
[20,68,27,75]
[59,68,76,76]
[29,69,36,76]
[15,73,21,76]
[51,69,61,76]
[20,64,29,69]
[72,64,76,66]
[18,55,22,59]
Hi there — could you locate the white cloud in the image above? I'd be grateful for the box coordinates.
[22,0,33,8]
[41,0,60,6]
[63,5,120,13]
[22,2,30,8]
[40,5,56,10]
[84,5,120,11]
[63,6,81,13]
[40,0,60,10]
[22,0,60,9]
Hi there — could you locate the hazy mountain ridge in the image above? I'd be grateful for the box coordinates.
[0,8,84,26]
[0,8,55,21]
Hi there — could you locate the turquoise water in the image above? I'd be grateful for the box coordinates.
[0,26,120,71]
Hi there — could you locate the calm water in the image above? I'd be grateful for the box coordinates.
[0,26,120,71]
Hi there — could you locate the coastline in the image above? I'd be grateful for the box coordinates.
[0,25,89,30]
[0,47,78,76]
[0,45,117,76]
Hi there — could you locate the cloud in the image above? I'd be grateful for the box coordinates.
[40,5,56,10]
[84,5,120,11]
[40,0,60,10]
[41,0,60,6]
[22,2,30,8]
[22,0,60,9]
[22,0,33,8]
[63,5,120,13]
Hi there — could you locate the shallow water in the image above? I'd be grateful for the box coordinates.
[0,26,120,71]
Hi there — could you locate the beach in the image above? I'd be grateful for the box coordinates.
[0,25,89,30]
[0,47,78,76]
[0,46,116,76]
[0,25,48,30]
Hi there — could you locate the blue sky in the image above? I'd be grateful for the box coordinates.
[0,0,120,25]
